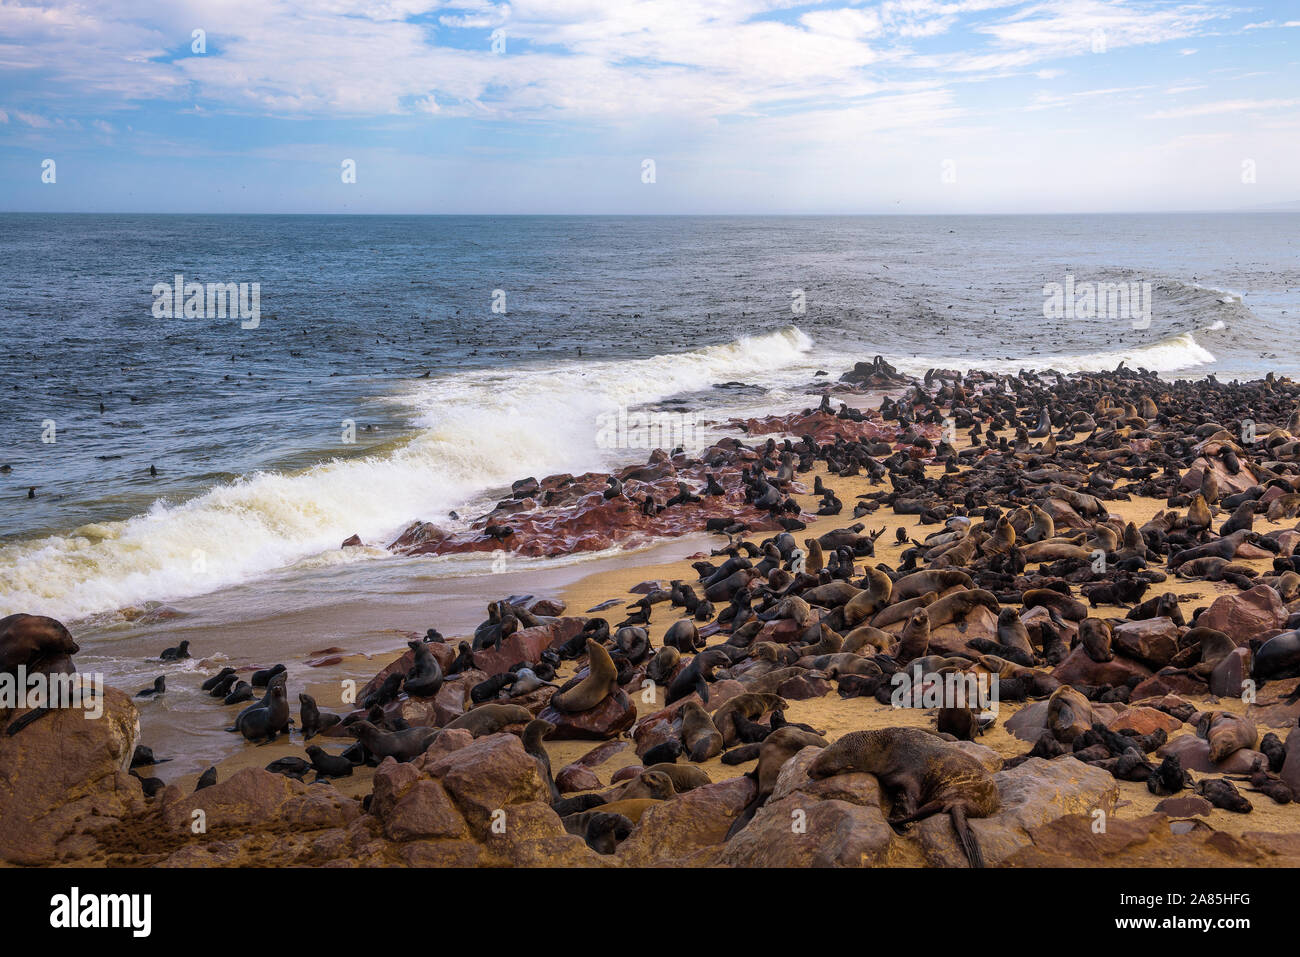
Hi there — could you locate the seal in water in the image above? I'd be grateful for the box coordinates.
[229,673,290,742]
[809,727,999,867]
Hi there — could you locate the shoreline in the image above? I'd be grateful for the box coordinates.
[7,357,1300,868]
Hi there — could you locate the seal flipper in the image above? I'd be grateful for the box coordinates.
[949,804,984,868]
[725,795,763,841]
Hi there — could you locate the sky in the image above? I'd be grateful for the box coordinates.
[0,0,1298,214]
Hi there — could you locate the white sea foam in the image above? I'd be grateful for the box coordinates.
[888,330,1216,378]
[0,326,814,622]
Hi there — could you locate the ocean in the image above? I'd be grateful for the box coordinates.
[0,212,1295,771]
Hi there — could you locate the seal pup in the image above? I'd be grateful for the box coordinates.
[136,676,165,698]
[201,667,236,691]
[346,719,438,762]
[299,692,341,740]
[809,728,999,867]
[679,700,724,762]
[251,663,287,687]
[159,640,191,661]
[305,745,354,778]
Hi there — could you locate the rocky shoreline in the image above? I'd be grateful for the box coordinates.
[6,358,1300,868]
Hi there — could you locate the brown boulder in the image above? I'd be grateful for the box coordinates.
[537,690,636,740]
[1197,585,1288,645]
[1113,618,1180,668]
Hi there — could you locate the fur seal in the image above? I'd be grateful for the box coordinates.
[679,701,724,762]
[404,640,444,698]
[809,727,999,867]
[551,639,620,713]
[299,692,341,740]
[346,719,438,762]
[305,745,354,778]
[229,673,289,742]
[159,640,191,661]
[666,648,728,705]
[251,663,286,687]
[444,702,532,736]
[726,726,828,838]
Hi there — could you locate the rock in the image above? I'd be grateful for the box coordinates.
[163,767,358,831]
[472,619,587,676]
[341,534,362,547]
[1113,618,1181,668]
[0,686,143,864]
[423,733,550,833]
[1155,796,1213,817]
[1197,585,1288,645]
[617,777,756,865]
[555,764,603,792]
[1209,647,1251,698]
[911,756,1118,867]
[370,761,468,842]
[1052,645,1152,686]
[775,673,832,700]
[1280,726,1300,794]
[1156,735,1267,773]
[720,795,895,867]
[538,690,636,740]
[1107,706,1183,735]
[1129,669,1207,699]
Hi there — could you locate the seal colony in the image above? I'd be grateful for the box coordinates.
[7,356,1300,868]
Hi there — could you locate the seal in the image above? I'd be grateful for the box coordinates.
[229,673,290,742]
[305,745,354,778]
[444,702,532,736]
[522,718,561,804]
[679,700,724,762]
[159,640,191,661]
[223,680,254,705]
[346,719,438,762]
[299,692,341,740]
[251,663,286,687]
[403,639,444,698]
[1252,629,1300,684]
[550,639,620,713]
[645,645,681,685]
[666,647,728,705]
[201,667,236,691]
[809,727,999,867]
[726,726,828,838]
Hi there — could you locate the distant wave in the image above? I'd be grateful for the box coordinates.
[0,326,814,623]
[889,329,1216,378]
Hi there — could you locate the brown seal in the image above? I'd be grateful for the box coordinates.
[809,727,999,867]
[551,639,620,712]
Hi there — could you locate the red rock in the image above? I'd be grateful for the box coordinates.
[341,534,362,547]
[1107,706,1183,735]
[1155,795,1213,817]
[1052,645,1152,686]
[555,764,602,792]
[472,618,586,676]
[1197,585,1288,645]
[776,674,832,700]
[1113,618,1180,668]
[575,740,629,768]
[306,655,344,667]
[537,691,637,740]
[1209,647,1251,698]
[1130,669,1207,699]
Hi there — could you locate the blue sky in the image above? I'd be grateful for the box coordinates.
[1,0,1297,213]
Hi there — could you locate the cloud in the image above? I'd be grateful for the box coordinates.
[1146,98,1300,120]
